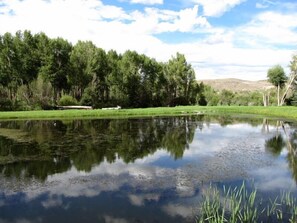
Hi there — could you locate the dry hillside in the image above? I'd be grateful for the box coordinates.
[200,78,274,92]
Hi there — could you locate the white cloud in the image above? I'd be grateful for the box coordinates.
[127,6,210,35]
[240,11,297,45]
[41,196,63,209]
[192,0,246,17]
[0,0,296,80]
[162,203,195,218]
[129,0,163,5]
[256,3,268,9]
[128,193,160,206]
[104,215,128,223]
[256,0,277,9]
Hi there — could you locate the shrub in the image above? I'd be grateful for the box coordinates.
[80,87,94,106]
[58,95,78,106]
[0,98,13,111]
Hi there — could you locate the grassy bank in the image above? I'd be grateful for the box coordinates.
[1,106,297,120]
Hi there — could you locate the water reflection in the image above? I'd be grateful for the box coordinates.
[0,115,296,222]
[264,121,297,184]
[0,117,201,180]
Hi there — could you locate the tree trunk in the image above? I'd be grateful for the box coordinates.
[277,84,280,106]
[263,93,267,107]
[280,73,297,106]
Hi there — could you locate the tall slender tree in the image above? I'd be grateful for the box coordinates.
[165,53,196,105]
[0,32,21,101]
[40,37,72,104]
[69,41,97,100]
[267,65,287,106]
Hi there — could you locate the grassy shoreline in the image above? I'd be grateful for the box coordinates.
[1,106,297,120]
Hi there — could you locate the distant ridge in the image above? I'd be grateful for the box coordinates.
[199,78,274,92]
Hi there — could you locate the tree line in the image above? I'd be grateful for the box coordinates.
[1,30,297,111]
[0,30,205,110]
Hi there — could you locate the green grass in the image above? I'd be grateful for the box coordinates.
[197,182,297,223]
[1,106,297,120]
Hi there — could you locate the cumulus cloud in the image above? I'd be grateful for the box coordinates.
[128,0,163,5]
[0,0,296,80]
[256,0,277,9]
[128,193,160,206]
[256,3,270,9]
[192,0,246,17]
[162,203,196,219]
[0,0,129,42]
[41,196,63,209]
[104,215,128,223]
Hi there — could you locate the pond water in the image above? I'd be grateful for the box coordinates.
[0,115,296,222]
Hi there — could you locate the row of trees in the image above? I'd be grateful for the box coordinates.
[1,30,296,110]
[0,30,204,110]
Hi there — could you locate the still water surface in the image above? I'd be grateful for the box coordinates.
[0,115,296,222]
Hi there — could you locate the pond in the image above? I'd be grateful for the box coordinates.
[0,115,296,222]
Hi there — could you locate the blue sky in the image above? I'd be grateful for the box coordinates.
[0,0,296,80]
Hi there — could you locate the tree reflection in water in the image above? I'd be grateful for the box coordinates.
[0,116,202,180]
[264,120,297,183]
[1,115,297,185]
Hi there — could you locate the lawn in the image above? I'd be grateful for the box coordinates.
[0,106,297,120]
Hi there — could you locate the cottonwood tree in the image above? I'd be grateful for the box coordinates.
[69,41,97,100]
[267,65,287,106]
[164,53,196,106]
[14,31,40,98]
[0,32,21,101]
[40,37,72,104]
[277,55,297,106]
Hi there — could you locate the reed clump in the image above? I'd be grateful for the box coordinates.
[197,182,297,223]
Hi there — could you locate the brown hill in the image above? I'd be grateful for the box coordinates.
[199,78,274,92]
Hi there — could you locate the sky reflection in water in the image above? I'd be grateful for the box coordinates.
[0,116,296,222]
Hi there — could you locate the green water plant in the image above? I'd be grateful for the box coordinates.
[196,182,297,223]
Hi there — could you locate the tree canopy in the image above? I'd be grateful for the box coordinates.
[0,30,205,110]
[267,65,287,106]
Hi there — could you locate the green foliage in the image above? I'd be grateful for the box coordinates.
[265,134,286,156]
[69,41,96,100]
[2,30,293,111]
[40,37,72,103]
[219,90,234,105]
[0,98,13,111]
[58,95,78,106]
[201,84,264,106]
[164,52,196,106]
[267,65,287,88]
[80,87,94,106]
[197,182,297,223]
[290,55,297,75]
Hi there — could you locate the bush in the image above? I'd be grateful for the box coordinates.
[0,98,13,111]
[58,95,78,106]
[80,87,93,106]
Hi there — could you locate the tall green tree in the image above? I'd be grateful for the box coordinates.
[120,50,142,107]
[69,41,97,100]
[138,55,163,107]
[106,50,124,105]
[0,32,21,101]
[40,37,72,104]
[91,47,110,106]
[280,55,297,105]
[267,65,287,106]
[164,53,196,105]
[14,31,41,97]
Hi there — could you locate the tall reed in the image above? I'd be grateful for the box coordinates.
[196,182,297,223]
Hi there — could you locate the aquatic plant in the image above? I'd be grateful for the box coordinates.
[196,182,297,223]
